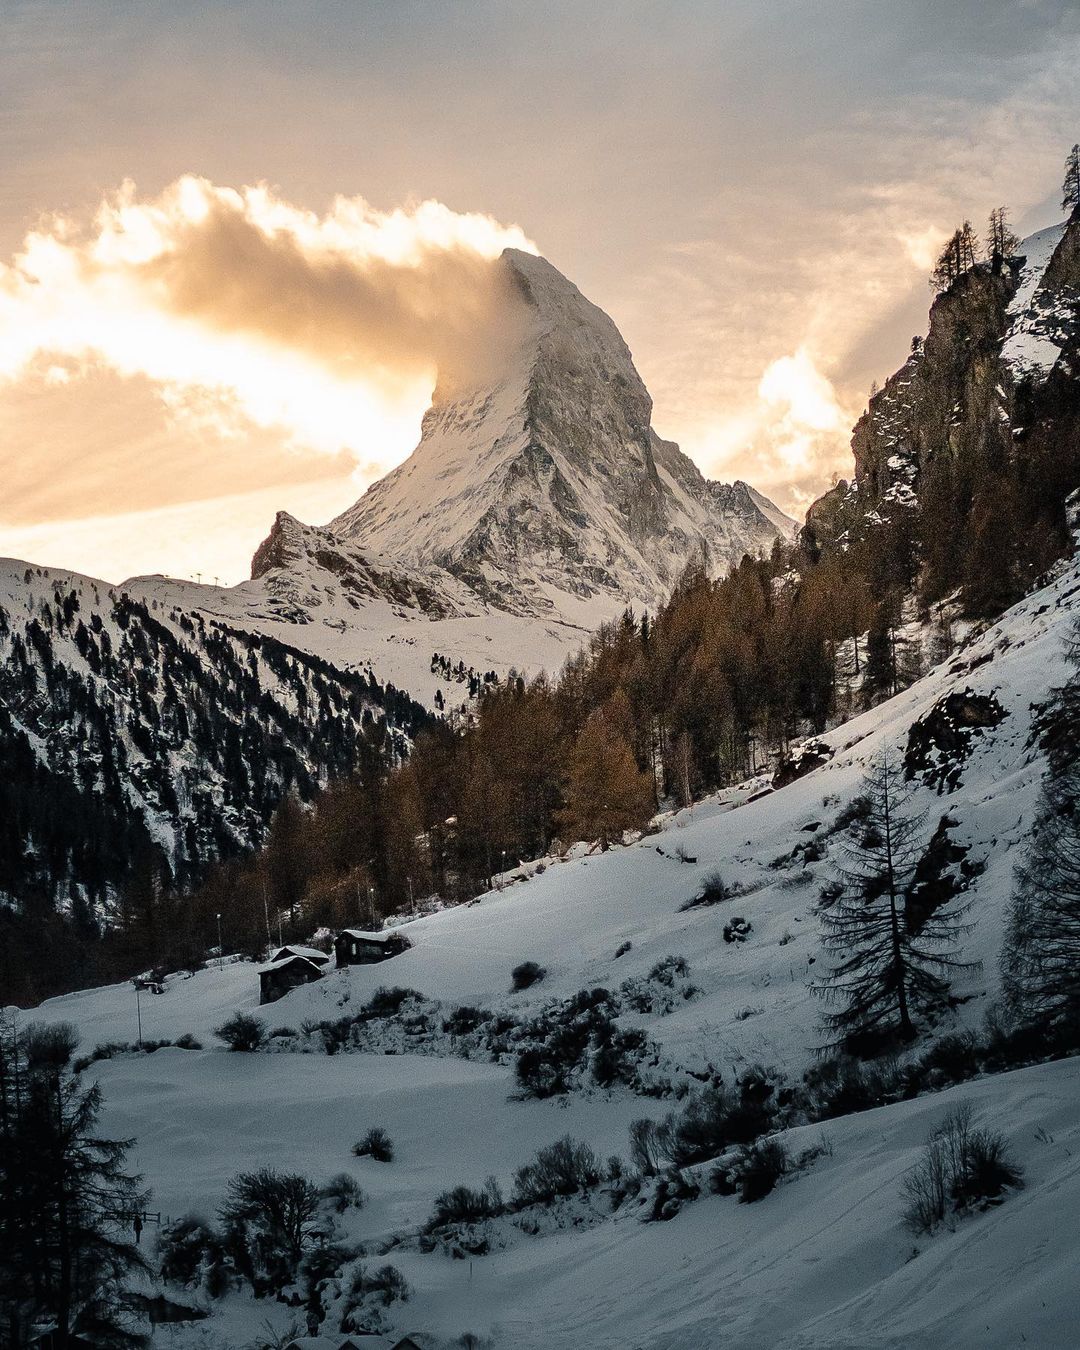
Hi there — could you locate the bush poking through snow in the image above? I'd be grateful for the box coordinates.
[428,1177,504,1229]
[339,1262,410,1335]
[214,1012,267,1052]
[511,961,547,992]
[157,1215,230,1297]
[319,1173,365,1214]
[681,869,733,910]
[723,916,752,943]
[511,1136,602,1208]
[352,1126,394,1163]
[901,1103,1023,1234]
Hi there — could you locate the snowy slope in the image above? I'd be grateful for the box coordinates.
[21,550,1080,1348]
[1001,220,1078,379]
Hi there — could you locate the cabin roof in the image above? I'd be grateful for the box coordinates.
[256,953,323,976]
[269,944,330,964]
[338,928,404,943]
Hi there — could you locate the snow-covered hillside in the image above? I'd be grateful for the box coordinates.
[0,558,427,907]
[22,549,1080,1349]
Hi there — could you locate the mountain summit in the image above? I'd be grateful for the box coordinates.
[324,248,793,620]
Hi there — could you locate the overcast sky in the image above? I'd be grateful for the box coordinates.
[1,0,1078,583]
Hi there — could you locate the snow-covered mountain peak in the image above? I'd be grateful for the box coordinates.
[328,248,793,617]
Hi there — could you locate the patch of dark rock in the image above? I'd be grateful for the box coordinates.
[904,690,1007,792]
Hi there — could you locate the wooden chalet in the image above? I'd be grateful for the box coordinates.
[334,927,412,967]
[258,951,325,1004]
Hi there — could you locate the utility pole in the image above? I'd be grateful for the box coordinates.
[368,886,376,929]
[216,912,223,963]
[407,875,415,914]
[262,880,272,951]
[134,981,143,1047]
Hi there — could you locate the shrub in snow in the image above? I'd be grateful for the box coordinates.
[613,940,633,958]
[319,1173,365,1214]
[511,1136,602,1208]
[647,1168,701,1222]
[723,916,752,943]
[629,1116,674,1177]
[513,986,647,1097]
[902,1104,1023,1235]
[428,1177,504,1229]
[702,1139,788,1204]
[442,1004,491,1036]
[682,869,732,910]
[735,1137,790,1202]
[511,960,547,992]
[269,1025,296,1039]
[338,1262,410,1335]
[917,1030,981,1085]
[352,1127,394,1163]
[364,985,422,1018]
[158,1215,230,1296]
[174,1032,202,1050]
[215,1012,266,1052]
[218,1167,322,1294]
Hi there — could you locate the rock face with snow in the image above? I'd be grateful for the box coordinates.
[327,249,793,619]
[806,214,1080,546]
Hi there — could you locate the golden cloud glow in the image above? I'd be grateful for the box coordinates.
[0,176,536,469]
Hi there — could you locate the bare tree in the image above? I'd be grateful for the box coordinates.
[986,206,1020,273]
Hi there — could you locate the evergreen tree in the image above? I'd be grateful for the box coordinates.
[0,1018,148,1347]
[1001,764,1080,1028]
[1063,142,1080,215]
[812,754,976,1048]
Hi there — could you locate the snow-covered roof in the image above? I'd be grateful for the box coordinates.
[255,953,324,976]
[269,945,330,964]
[338,928,407,944]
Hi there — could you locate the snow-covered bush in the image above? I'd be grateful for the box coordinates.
[352,1126,394,1163]
[158,1215,231,1296]
[214,1012,266,1052]
[681,869,732,910]
[428,1177,504,1229]
[902,1104,1022,1234]
[338,1262,410,1335]
[218,1167,322,1294]
[511,960,547,991]
[723,916,752,943]
[511,1136,602,1208]
[319,1172,365,1214]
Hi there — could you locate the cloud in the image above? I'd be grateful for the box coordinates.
[0,176,536,468]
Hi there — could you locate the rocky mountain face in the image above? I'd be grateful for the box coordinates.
[805,214,1080,598]
[328,249,794,619]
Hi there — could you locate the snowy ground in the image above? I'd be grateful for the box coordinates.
[20,553,1080,1347]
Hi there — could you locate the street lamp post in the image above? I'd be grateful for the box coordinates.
[216,912,223,963]
[368,886,376,928]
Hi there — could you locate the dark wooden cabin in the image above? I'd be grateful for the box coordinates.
[258,952,325,1004]
[334,928,411,967]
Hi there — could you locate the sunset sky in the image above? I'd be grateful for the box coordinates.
[2,0,1078,583]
